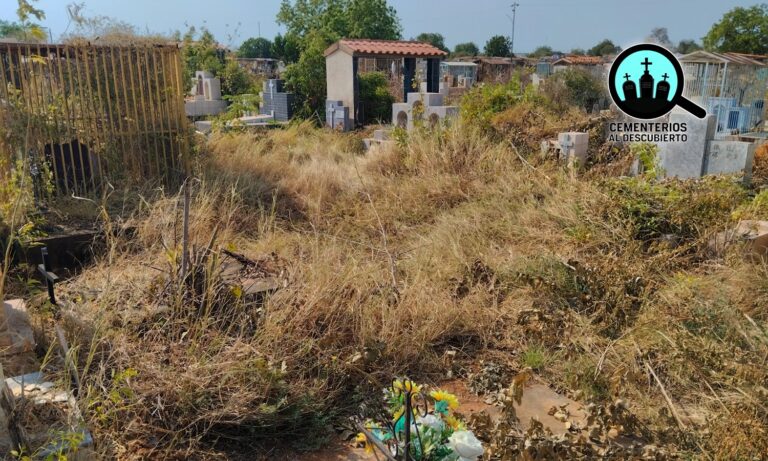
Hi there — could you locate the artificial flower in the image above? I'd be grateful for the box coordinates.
[417,414,445,432]
[354,432,374,454]
[394,379,422,394]
[444,414,462,431]
[430,390,459,413]
[447,430,484,461]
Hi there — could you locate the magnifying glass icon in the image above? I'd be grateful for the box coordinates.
[609,43,706,120]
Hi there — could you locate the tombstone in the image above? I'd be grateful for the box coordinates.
[326,100,352,132]
[659,114,717,179]
[260,79,295,122]
[558,132,589,167]
[705,140,756,180]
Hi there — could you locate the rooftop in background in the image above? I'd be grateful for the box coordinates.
[552,55,605,66]
[324,39,448,58]
[679,51,768,66]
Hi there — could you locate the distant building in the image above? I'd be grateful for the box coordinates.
[680,50,768,137]
[440,61,478,87]
[235,57,283,79]
[552,55,608,78]
[454,56,532,84]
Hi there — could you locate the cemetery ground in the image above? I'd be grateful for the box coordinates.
[4,98,768,460]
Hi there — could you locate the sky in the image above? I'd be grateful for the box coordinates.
[0,0,757,53]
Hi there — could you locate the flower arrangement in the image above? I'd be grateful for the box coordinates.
[355,379,484,461]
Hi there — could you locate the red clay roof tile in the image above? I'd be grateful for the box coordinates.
[325,39,448,58]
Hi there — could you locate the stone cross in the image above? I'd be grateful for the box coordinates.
[623,73,631,81]
[661,73,669,81]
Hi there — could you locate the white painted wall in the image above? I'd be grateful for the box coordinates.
[326,50,356,120]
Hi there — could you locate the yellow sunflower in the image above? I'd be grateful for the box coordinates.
[394,380,422,394]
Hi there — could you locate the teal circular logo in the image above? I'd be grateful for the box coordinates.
[608,44,705,119]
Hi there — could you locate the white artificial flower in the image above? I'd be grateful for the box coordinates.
[447,430,484,461]
[417,414,445,431]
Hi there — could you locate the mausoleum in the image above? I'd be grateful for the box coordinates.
[324,39,448,127]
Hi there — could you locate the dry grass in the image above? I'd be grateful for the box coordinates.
[34,117,768,459]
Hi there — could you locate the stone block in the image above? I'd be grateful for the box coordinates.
[659,114,717,179]
[558,132,589,167]
[373,129,390,141]
[392,103,412,130]
[0,299,35,357]
[406,92,444,107]
[705,140,755,180]
[326,101,351,132]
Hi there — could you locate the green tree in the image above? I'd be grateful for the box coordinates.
[484,35,511,57]
[530,45,554,58]
[181,27,225,83]
[283,29,334,119]
[703,4,768,54]
[278,0,402,119]
[347,0,401,40]
[277,0,401,41]
[677,39,702,54]
[272,33,301,63]
[10,0,45,41]
[541,68,605,112]
[239,37,274,58]
[416,32,448,52]
[570,48,586,55]
[453,42,479,57]
[588,39,620,56]
[220,60,255,96]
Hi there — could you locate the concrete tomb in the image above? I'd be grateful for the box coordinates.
[260,79,295,122]
[658,114,717,179]
[705,140,755,179]
[392,92,458,131]
[326,100,352,131]
[185,71,227,117]
[558,132,589,167]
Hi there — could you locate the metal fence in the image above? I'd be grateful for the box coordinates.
[0,43,190,197]
[682,61,768,139]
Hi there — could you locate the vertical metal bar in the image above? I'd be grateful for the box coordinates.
[63,45,84,196]
[69,45,91,196]
[80,45,101,191]
[171,46,190,180]
[35,42,62,201]
[124,47,151,179]
[0,46,9,182]
[91,46,110,185]
[139,46,162,180]
[116,47,138,177]
[109,46,135,181]
[51,45,75,197]
[159,49,178,177]
[150,48,172,182]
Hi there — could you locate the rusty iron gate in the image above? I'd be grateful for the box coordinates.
[0,43,190,197]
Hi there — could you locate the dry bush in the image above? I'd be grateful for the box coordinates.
[49,120,768,459]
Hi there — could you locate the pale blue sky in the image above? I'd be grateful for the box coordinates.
[0,0,756,53]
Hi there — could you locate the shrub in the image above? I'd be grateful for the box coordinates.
[358,72,395,124]
[459,76,529,133]
[540,68,606,113]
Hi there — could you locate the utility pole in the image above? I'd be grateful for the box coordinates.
[509,2,520,56]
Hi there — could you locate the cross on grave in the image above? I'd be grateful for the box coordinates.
[37,247,59,305]
[661,73,670,81]
[623,73,632,81]
[641,57,653,73]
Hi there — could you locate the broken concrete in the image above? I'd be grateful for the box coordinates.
[0,299,35,358]
[710,220,768,261]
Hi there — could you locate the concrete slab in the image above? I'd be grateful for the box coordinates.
[513,383,587,435]
[705,140,756,180]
